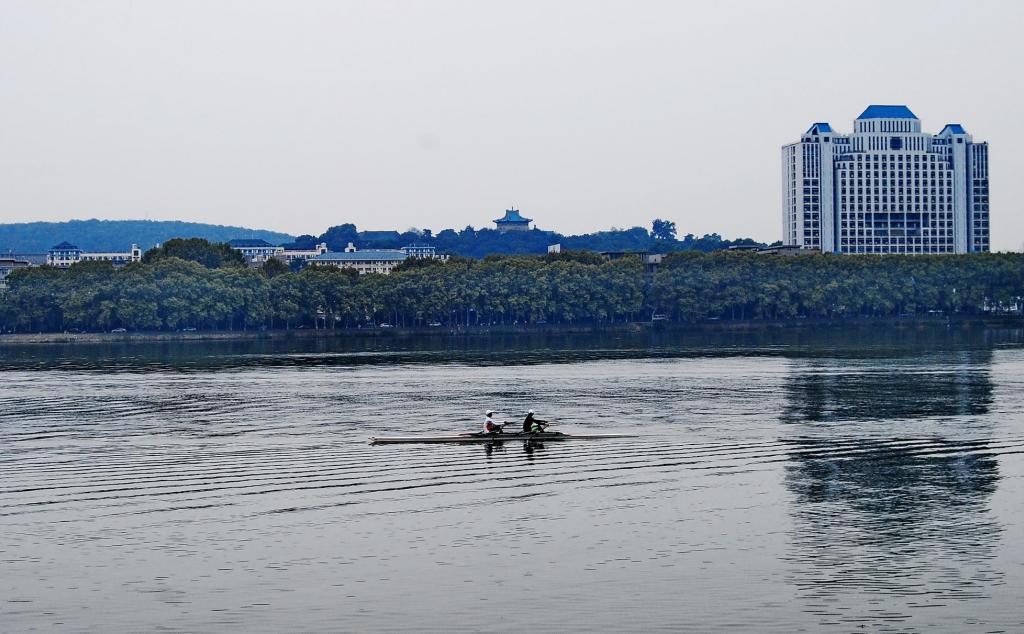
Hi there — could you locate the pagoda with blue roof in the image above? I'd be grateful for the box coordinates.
[493,208,532,233]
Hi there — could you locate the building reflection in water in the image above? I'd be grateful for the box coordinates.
[781,350,993,423]
[780,350,1005,628]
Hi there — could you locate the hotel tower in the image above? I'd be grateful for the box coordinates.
[782,105,989,254]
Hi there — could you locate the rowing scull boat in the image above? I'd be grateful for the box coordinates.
[368,432,635,445]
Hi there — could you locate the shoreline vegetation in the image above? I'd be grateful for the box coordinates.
[2,242,1023,339]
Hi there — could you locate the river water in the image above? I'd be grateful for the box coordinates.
[2,326,1023,632]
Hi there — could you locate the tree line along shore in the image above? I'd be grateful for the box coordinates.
[1,241,1022,334]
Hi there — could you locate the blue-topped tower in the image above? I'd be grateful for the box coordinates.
[493,208,532,233]
[782,104,990,254]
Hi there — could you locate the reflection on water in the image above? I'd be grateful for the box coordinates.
[785,437,1004,627]
[779,345,1024,630]
[782,351,994,422]
[1,325,1024,631]
[2,323,1022,373]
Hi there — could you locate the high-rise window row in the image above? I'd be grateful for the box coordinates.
[781,105,989,254]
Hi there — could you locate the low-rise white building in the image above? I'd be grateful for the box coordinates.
[0,258,31,291]
[400,244,436,259]
[280,243,328,264]
[227,239,283,264]
[46,242,142,268]
[309,243,408,275]
[400,244,448,261]
[308,242,448,274]
[228,238,330,266]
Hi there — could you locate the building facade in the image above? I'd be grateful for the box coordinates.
[782,105,989,254]
[400,244,447,260]
[308,243,447,275]
[227,239,283,264]
[228,239,331,266]
[0,258,31,291]
[46,241,81,267]
[493,208,532,232]
[309,243,409,275]
[280,243,328,264]
[46,242,142,268]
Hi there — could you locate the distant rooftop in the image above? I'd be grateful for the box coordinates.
[494,208,532,224]
[50,241,80,250]
[5,253,47,265]
[940,123,967,135]
[228,238,275,248]
[313,250,408,262]
[857,105,918,120]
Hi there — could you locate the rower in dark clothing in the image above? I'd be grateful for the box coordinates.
[522,410,548,433]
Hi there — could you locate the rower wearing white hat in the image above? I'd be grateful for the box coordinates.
[483,410,504,434]
[522,409,549,433]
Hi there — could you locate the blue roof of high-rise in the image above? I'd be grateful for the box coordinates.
[940,124,967,134]
[857,105,918,120]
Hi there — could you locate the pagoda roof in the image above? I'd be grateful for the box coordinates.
[50,241,80,250]
[494,208,532,223]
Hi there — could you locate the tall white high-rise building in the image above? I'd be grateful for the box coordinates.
[782,105,989,254]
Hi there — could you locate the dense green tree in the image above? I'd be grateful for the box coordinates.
[261,258,289,278]
[3,251,1024,334]
[2,265,66,331]
[651,219,677,241]
[319,224,359,251]
[143,238,246,269]
[542,250,606,265]
[269,274,304,329]
[281,234,319,250]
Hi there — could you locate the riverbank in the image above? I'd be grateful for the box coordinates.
[1,315,1021,346]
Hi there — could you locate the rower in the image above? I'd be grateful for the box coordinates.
[483,411,504,434]
[523,409,548,433]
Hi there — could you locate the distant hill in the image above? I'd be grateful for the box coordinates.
[0,219,294,254]
[0,217,765,259]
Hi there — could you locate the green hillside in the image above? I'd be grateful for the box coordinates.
[0,219,294,254]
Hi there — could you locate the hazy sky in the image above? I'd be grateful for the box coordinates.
[1,0,1021,248]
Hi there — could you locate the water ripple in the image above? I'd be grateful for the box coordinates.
[1,333,1023,631]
